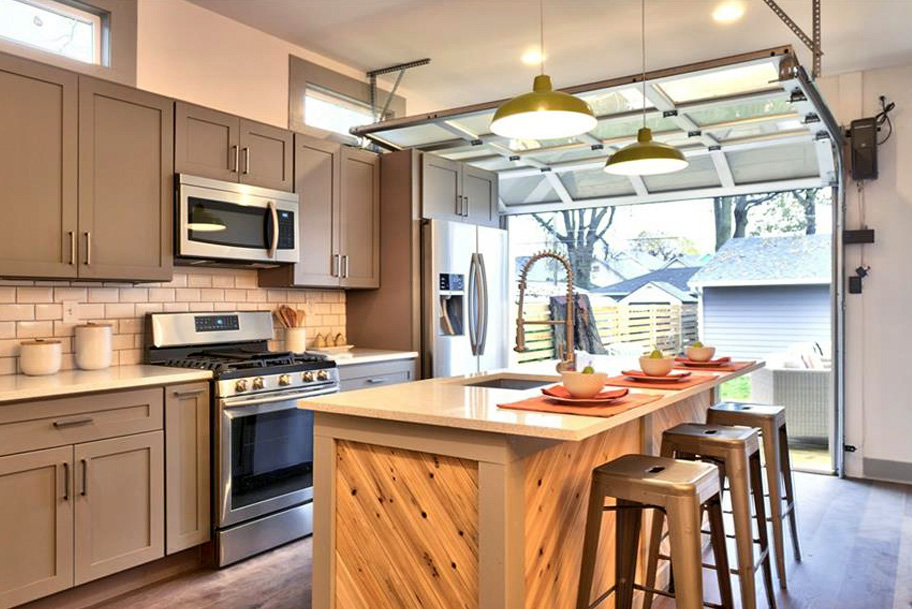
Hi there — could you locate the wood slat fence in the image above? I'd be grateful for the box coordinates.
[516,297,699,363]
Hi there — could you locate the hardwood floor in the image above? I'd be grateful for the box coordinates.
[89,473,911,609]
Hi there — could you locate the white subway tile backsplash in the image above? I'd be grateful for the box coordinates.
[0,270,345,375]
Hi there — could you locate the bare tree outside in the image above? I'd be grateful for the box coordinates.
[531,207,617,290]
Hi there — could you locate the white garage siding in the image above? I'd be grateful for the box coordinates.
[701,285,832,360]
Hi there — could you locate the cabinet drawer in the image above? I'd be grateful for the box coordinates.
[0,388,163,457]
[338,359,418,392]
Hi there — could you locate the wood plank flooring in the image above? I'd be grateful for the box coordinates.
[88,473,912,609]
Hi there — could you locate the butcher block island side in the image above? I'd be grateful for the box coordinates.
[298,362,762,609]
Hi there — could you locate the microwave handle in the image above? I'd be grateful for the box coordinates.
[267,201,279,258]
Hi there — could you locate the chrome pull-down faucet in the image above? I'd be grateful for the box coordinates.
[514,250,576,372]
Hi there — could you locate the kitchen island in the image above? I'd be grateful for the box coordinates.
[299,363,762,609]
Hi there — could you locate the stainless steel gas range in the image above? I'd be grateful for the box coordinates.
[145,311,338,566]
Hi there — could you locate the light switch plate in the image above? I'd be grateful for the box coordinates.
[62,301,80,324]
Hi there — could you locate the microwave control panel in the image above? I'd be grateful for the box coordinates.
[277,210,295,250]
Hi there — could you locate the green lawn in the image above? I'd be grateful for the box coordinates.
[719,376,752,401]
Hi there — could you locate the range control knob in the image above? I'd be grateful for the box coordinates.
[252,377,265,390]
[278,374,291,386]
[317,370,329,382]
[302,371,315,383]
[235,379,249,393]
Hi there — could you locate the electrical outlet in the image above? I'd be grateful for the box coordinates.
[62,301,80,324]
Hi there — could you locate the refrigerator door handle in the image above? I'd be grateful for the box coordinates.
[476,253,489,356]
[468,253,479,356]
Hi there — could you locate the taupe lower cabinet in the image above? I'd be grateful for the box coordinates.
[175,101,294,192]
[164,383,211,554]
[0,384,210,609]
[0,52,173,282]
[260,135,379,289]
[421,152,499,227]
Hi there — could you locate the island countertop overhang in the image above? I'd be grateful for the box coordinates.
[298,362,763,442]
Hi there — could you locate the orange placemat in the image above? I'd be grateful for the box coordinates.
[604,372,719,390]
[498,391,661,418]
[674,359,756,372]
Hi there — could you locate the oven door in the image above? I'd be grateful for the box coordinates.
[177,177,299,264]
[217,388,333,528]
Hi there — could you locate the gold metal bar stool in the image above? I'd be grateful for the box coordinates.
[576,454,734,609]
[707,402,801,589]
[644,423,776,609]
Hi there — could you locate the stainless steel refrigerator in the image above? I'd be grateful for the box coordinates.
[422,219,509,377]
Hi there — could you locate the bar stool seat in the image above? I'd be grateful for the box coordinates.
[576,454,734,609]
[707,402,801,589]
[646,423,776,609]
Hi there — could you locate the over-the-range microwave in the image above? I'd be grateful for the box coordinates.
[176,174,299,267]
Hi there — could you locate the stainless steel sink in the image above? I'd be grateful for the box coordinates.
[461,378,553,390]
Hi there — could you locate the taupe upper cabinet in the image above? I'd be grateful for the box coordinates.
[175,102,293,192]
[0,54,78,279]
[421,153,500,228]
[78,77,173,282]
[260,135,379,290]
[340,147,381,289]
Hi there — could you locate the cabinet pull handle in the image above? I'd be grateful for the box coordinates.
[341,255,349,279]
[53,417,94,428]
[331,254,340,277]
[243,147,250,175]
[84,232,92,265]
[366,378,386,384]
[62,462,70,501]
[68,231,76,265]
[232,145,239,172]
[80,459,88,496]
[456,195,462,216]
[173,388,205,398]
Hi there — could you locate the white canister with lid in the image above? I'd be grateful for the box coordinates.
[75,323,113,370]
[19,339,63,376]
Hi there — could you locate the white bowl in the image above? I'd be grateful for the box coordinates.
[686,346,716,362]
[638,356,675,377]
[560,371,608,398]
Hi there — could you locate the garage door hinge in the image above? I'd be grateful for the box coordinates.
[844,444,857,453]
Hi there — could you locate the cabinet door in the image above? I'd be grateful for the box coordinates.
[0,446,74,609]
[77,77,174,282]
[0,54,78,279]
[239,118,294,192]
[74,431,164,585]
[340,148,380,289]
[294,135,341,287]
[421,153,462,221]
[463,165,500,228]
[165,383,210,554]
[174,102,240,182]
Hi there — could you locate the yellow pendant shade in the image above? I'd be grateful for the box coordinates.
[490,75,597,140]
[603,127,689,175]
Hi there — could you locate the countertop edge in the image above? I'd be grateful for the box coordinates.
[330,350,419,366]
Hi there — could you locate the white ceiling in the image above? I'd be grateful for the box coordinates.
[187,0,912,112]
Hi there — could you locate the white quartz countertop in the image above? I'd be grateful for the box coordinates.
[0,365,213,404]
[299,362,763,441]
[324,348,419,366]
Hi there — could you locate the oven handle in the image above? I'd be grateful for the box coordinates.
[267,200,279,258]
[221,386,338,410]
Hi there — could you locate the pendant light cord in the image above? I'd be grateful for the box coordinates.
[641,0,646,129]
[540,0,545,76]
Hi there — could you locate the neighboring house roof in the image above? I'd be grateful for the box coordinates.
[663,253,711,269]
[622,281,698,304]
[689,234,832,287]
[593,266,702,297]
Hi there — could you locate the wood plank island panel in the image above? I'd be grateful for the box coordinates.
[523,420,642,609]
[644,392,714,456]
[334,440,480,609]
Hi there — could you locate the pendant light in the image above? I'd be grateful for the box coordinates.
[604,0,688,175]
[490,0,597,140]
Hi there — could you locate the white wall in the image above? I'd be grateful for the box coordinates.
[135,0,436,128]
[818,63,912,479]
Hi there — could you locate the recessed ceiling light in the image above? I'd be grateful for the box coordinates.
[712,1,745,23]
[521,47,545,66]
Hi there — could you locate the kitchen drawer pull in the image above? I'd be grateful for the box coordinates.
[366,378,387,384]
[53,417,94,429]
[80,459,88,496]
[173,388,206,398]
[68,231,76,265]
[62,462,69,501]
